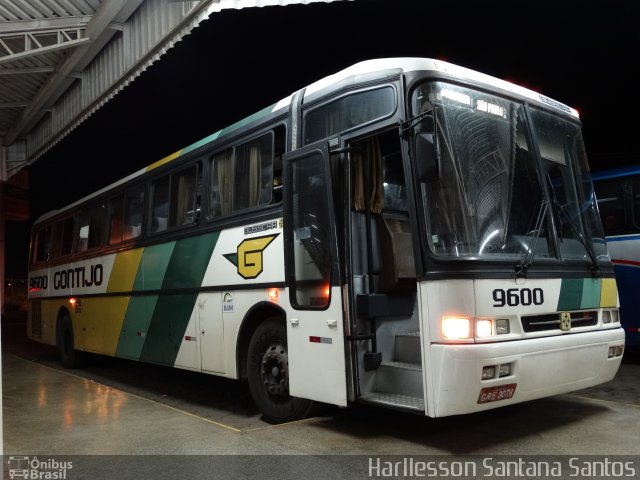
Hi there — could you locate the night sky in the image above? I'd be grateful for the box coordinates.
[6,0,640,277]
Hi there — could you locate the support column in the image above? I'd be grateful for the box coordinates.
[1,136,5,309]
[0,136,5,457]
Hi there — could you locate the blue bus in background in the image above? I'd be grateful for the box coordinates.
[592,166,640,348]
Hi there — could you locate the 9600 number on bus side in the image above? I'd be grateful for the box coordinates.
[492,288,544,307]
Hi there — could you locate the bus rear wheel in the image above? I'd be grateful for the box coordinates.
[57,313,85,369]
[247,317,314,424]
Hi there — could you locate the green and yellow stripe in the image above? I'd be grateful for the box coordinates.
[89,231,222,365]
[556,277,617,310]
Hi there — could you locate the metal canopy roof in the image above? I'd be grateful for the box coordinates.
[0,0,347,180]
[0,0,146,177]
[0,0,102,142]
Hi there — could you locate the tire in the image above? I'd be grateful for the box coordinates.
[247,317,314,424]
[57,313,85,369]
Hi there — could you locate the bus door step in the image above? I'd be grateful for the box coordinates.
[375,361,423,398]
[359,392,424,412]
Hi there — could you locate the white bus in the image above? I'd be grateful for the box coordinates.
[28,58,624,423]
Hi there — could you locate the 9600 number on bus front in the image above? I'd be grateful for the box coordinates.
[492,288,544,307]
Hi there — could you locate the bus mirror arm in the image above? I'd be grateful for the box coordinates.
[415,132,440,182]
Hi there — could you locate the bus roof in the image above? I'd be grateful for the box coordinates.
[303,58,579,120]
[34,57,580,225]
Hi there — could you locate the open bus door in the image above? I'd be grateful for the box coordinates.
[282,142,348,407]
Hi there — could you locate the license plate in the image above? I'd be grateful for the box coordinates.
[477,383,517,404]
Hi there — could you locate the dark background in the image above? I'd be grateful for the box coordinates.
[6,0,640,278]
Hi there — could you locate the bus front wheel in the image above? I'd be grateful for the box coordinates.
[247,317,314,424]
[57,314,85,369]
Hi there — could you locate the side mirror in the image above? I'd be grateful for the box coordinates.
[415,133,440,182]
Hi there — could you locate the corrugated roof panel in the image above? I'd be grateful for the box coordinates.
[0,0,96,21]
[56,80,83,132]
[27,109,52,156]
[83,33,126,103]
[127,0,187,67]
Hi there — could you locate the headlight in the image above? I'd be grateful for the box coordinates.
[442,316,471,339]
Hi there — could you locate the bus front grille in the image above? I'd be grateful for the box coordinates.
[521,310,598,333]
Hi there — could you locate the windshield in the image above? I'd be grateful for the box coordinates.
[411,82,608,266]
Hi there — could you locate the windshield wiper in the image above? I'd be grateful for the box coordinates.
[545,174,601,277]
[515,199,548,277]
[556,203,602,277]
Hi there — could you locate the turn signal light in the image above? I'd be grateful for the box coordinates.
[476,319,493,337]
[267,288,279,302]
[68,297,81,313]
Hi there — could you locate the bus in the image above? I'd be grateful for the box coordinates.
[592,166,640,348]
[28,58,625,423]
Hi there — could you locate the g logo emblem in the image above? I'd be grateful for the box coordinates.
[224,234,278,279]
[559,312,572,331]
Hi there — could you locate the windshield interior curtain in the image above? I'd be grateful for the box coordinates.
[353,137,384,214]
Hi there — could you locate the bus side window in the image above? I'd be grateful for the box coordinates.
[272,153,283,203]
[124,186,145,240]
[109,195,125,244]
[209,128,280,220]
[272,126,285,204]
[31,226,51,263]
[170,163,200,227]
[151,165,200,234]
[210,149,233,218]
[234,134,273,211]
[77,204,107,252]
[52,217,75,258]
[303,87,396,145]
[77,209,91,252]
[110,186,145,244]
[151,176,170,233]
[633,176,640,230]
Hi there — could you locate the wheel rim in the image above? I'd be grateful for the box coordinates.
[260,342,289,400]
